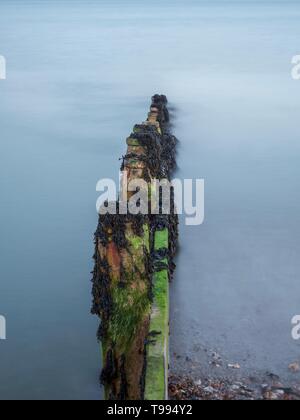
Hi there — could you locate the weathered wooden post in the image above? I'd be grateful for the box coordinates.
[92,95,178,400]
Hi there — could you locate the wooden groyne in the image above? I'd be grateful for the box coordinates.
[92,95,178,400]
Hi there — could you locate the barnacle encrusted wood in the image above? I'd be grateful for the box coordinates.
[92,95,178,400]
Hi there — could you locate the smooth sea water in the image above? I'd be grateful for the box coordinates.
[0,0,300,399]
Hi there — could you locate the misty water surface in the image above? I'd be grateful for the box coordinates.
[0,0,300,399]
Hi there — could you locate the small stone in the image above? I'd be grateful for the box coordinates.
[289,362,300,373]
[203,386,215,394]
[228,363,241,369]
[264,391,277,400]
[274,389,285,397]
[264,390,284,400]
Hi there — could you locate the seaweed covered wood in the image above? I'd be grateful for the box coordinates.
[92,95,178,400]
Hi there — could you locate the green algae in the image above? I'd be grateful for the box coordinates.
[107,224,151,352]
[109,287,151,352]
[154,228,169,250]
[144,269,169,400]
[127,137,141,146]
[145,228,170,400]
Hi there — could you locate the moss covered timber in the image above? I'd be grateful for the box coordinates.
[92,95,179,400]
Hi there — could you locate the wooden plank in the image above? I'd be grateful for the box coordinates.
[92,95,178,400]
